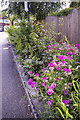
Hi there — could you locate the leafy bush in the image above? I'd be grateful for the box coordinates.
[50,8,74,16]
[7,16,80,119]
[28,40,80,119]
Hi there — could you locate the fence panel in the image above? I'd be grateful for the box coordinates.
[44,9,80,45]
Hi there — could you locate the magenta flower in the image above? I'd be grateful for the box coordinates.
[67,56,72,60]
[47,89,54,95]
[51,83,56,88]
[64,90,67,95]
[42,68,45,71]
[42,82,46,88]
[75,44,79,49]
[56,66,60,71]
[48,83,56,89]
[36,88,39,91]
[48,100,52,107]
[44,50,47,52]
[62,61,66,65]
[68,45,71,47]
[53,44,56,47]
[64,68,70,73]
[55,62,58,65]
[61,42,64,44]
[49,62,55,67]
[48,86,53,89]
[29,71,33,74]
[68,83,71,85]
[28,78,33,85]
[55,78,59,81]
[35,73,40,77]
[57,47,59,50]
[68,48,73,51]
[59,55,66,61]
[65,52,71,55]
[42,77,46,80]
[75,53,78,55]
[48,45,52,49]
[62,100,69,105]
[31,81,36,88]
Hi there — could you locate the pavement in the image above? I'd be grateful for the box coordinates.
[0,32,33,119]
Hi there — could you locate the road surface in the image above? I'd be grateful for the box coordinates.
[0,32,33,119]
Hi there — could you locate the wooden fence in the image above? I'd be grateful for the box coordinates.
[44,9,80,46]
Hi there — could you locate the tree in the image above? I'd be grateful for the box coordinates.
[70,1,80,8]
[29,2,64,20]
[2,1,65,21]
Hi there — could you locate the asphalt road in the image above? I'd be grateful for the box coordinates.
[0,32,33,119]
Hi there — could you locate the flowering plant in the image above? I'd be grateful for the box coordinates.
[28,40,80,119]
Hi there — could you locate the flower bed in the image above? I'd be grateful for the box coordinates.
[28,41,80,119]
[6,16,80,119]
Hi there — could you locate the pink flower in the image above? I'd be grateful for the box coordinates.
[36,88,39,91]
[49,62,55,67]
[42,77,46,80]
[67,56,72,60]
[57,47,59,50]
[68,45,71,47]
[65,52,71,55]
[68,48,74,51]
[51,83,56,88]
[47,89,54,95]
[64,68,70,73]
[75,53,78,55]
[61,42,64,44]
[56,66,60,71]
[44,50,47,52]
[48,86,53,89]
[42,68,45,71]
[62,100,69,105]
[68,83,71,85]
[48,45,52,49]
[31,81,36,88]
[48,83,56,89]
[29,71,33,74]
[59,55,66,61]
[35,73,40,77]
[38,82,40,85]
[62,61,66,65]
[55,62,58,65]
[53,44,56,47]
[55,78,59,81]
[42,82,46,88]
[48,100,52,107]
[75,44,79,49]
[64,90,67,95]
[28,78,33,85]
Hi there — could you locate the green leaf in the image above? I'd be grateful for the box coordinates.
[39,110,45,118]
[65,36,69,44]
[56,107,65,119]
[72,80,79,94]
[66,108,73,119]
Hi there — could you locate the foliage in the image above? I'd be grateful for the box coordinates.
[51,8,74,16]
[28,37,79,119]
[70,1,80,8]
[6,16,80,119]
[29,2,63,20]
[2,1,65,21]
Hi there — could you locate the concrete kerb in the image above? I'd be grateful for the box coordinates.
[8,40,38,119]
[8,40,46,119]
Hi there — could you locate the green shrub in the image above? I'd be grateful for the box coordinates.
[50,8,74,16]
